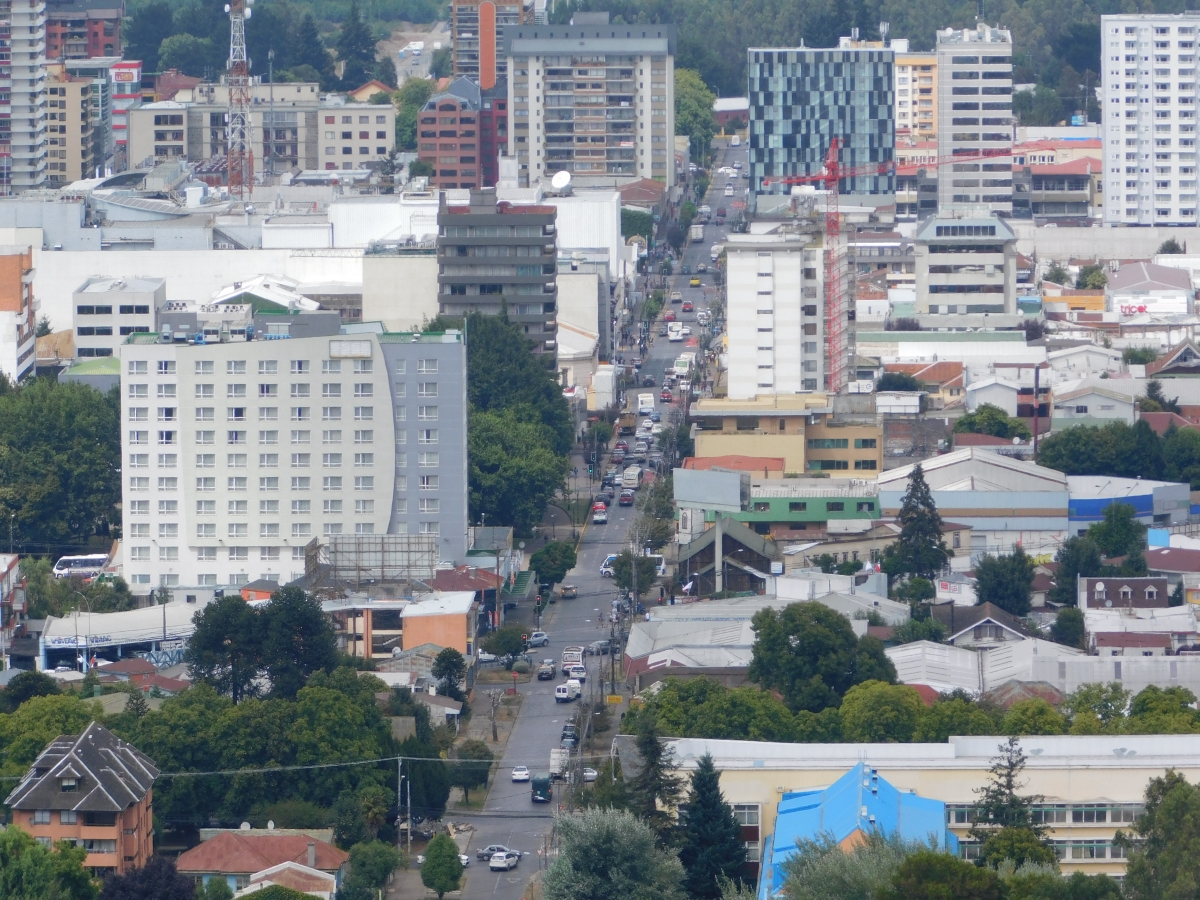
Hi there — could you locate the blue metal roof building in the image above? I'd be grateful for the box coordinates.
[757,762,957,900]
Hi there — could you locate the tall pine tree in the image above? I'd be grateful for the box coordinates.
[882,464,949,580]
[335,0,376,72]
[293,13,334,83]
[626,719,682,842]
[677,754,747,900]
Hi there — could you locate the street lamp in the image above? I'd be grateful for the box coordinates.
[71,590,92,673]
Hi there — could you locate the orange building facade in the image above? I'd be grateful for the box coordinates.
[401,591,480,656]
[0,245,36,382]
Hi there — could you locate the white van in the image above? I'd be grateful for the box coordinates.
[668,322,683,342]
[637,392,655,415]
[710,244,721,262]
[730,134,741,147]
[555,680,581,702]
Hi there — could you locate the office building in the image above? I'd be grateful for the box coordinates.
[748,45,894,198]
[109,58,139,170]
[418,76,484,190]
[724,233,826,398]
[45,0,122,60]
[6,0,49,193]
[436,188,558,356]
[72,276,165,358]
[936,24,1014,216]
[46,62,94,184]
[895,46,937,138]
[318,100,396,171]
[0,246,36,382]
[914,213,1017,314]
[64,57,124,174]
[1102,12,1200,225]
[451,0,530,86]
[504,13,677,188]
[117,324,468,592]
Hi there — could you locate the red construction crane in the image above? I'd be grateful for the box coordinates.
[762,142,1011,392]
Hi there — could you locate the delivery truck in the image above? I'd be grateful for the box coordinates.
[689,223,704,243]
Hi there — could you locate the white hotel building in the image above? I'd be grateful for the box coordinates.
[1102,12,1200,225]
[118,328,467,593]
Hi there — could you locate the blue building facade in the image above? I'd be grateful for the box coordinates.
[748,48,895,198]
[757,763,957,900]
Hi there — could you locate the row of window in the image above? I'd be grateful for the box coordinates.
[947,803,1143,825]
[806,438,878,449]
[129,407,385,423]
[128,358,424,376]
[751,500,876,513]
[125,452,386,476]
[129,429,437,446]
[806,459,879,471]
[77,304,150,315]
[130,474,401,494]
[130,382,393,398]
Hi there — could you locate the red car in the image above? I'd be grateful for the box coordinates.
[664,310,677,322]
[682,300,694,312]
[660,389,673,402]
[619,490,636,506]
[614,439,629,451]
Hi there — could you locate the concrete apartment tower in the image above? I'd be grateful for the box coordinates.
[935,24,1013,216]
[1101,12,1200,226]
[7,0,50,192]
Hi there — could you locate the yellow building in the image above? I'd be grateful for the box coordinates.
[615,734,1199,878]
[895,50,937,138]
[46,63,95,185]
[691,395,884,476]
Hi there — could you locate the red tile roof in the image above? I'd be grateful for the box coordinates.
[100,658,157,677]
[682,455,786,475]
[176,832,348,877]
[1094,632,1172,648]
[1025,157,1102,176]
[1015,139,1102,151]
[1138,411,1200,436]
[428,565,503,593]
[908,684,941,707]
[1146,546,1200,573]
[884,360,963,386]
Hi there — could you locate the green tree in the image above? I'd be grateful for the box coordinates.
[292,13,334,84]
[480,624,525,659]
[1141,379,1181,414]
[1165,425,1200,488]
[1123,346,1160,365]
[839,680,924,743]
[157,33,218,75]
[262,586,338,700]
[530,541,578,586]
[878,850,1004,900]
[626,719,683,841]
[612,550,659,599]
[1063,683,1130,734]
[970,737,1049,852]
[197,879,234,900]
[420,834,462,900]
[675,69,716,163]
[1076,264,1108,289]
[185,595,263,703]
[1050,607,1085,650]
[1002,699,1066,736]
[1159,238,1185,254]
[680,201,697,229]
[408,158,434,178]
[357,784,391,837]
[431,647,467,700]
[0,379,121,546]
[1013,84,1065,127]
[891,616,948,645]
[980,826,1059,869]
[975,548,1035,617]
[1087,501,1145,559]
[914,697,1000,742]
[1043,265,1070,286]
[0,693,102,776]
[677,754,747,900]
[1048,537,1104,606]
[124,688,150,720]
[1126,684,1200,733]
[881,465,949,580]
[622,208,654,242]
[894,576,936,606]
[394,77,434,150]
[98,854,194,900]
[449,738,493,802]
[124,0,175,71]
[0,826,97,900]
[748,601,895,713]
[780,831,916,900]
[1119,770,1200,900]
[335,0,375,70]
[348,840,404,890]
[954,403,1032,440]
[875,372,921,392]
[469,408,570,532]
[543,808,684,900]
[1,669,59,713]
[1007,869,1123,900]
[428,45,452,79]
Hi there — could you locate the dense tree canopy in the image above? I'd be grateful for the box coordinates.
[0,826,96,900]
[954,403,1032,440]
[1037,420,1165,481]
[677,755,746,900]
[675,69,717,162]
[1120,770,1200,900]
[544,808,684,900]
[975,548,1035,617]
[881,465,950,581]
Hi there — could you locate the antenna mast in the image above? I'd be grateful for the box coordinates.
[226,0,254,199]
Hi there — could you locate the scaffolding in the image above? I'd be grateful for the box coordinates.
[305,535,440,595]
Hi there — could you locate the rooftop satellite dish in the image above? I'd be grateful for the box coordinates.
[551,170,572,191]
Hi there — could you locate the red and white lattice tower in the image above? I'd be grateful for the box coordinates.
[225,0,253,199]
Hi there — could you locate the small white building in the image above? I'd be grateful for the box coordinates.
[1107,261,1194,319]
[72,276,167,359]
[965,376,1019,416]
[1046,344,1124,377]
[1051,385,1137,426]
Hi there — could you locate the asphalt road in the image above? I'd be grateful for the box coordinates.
[457,145,746,899]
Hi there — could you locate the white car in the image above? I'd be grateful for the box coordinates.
[490,851,520,871]
[681,326,691,336]
[584,767,598,783]
[511,766,531,782]
[419,853,471,867]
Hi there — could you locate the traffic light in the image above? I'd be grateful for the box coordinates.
[588,465,594,476]
[589,451,597,464]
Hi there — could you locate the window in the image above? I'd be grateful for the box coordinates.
[418,359,438,374]
[292,407,311,421]
[418,406,437,420]
[324,476,343,491]
[292,430,310,444]
[157,360,176,375]
[355,476,374,491]
[826,502,845,512]
[355,453,374,467]
[128,383,148,398]
[323,453,343,468]
[128,360,148,375]
[353,359,373,374]
[854,460,878,470]
[158,500,178,515]
[196,453,215,468]
[324,499,343,515]
[857,501,876,512]
[354,430,373,443]
[196,361,214,375]
[354,406,374,420]
[33,810,51,824]
[789,502,807,512]
[354,383,374,397]
[291,360,310,374]
[292,523,312,538]
[259,360,278,375]
[259,407,278,421]
[228,453,247,467]
[323,430,342,444]
[291,453,311,467]
[292,477,310,490]
[417,382,437,397]
[322,407,341,421]
[260,430,278,444]
[418,429,438,444]
[227,360,247,375]
[322,383,342,398]
[197,523,216,538]
[854,438,877,448]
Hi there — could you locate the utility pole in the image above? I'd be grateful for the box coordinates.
[397,758,403,851]
[485,689,502,742]
[267,48,274,178]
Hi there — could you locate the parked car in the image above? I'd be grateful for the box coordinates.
[658,324,668,336]
[614,439,628,451]
[697,263,708,273]
[489,851,521,871]
[478,844,522,860]
[681,263,691,274]
[663,310,676,322]
[528,631,549,647]
[588,639,611,656]
[511,766,531,782]
[477,651,498,664]
[584,767,598,783]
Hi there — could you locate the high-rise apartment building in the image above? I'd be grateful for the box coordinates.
[914,213,1017,314]
[1101,12,1200,225]
[451,0,530,86]
[936,24,1014,216]
[437,189,558,356]
[724,233,827,399]
[45,0,121,60]
[895,46,938,138]
[748,46,894,199]
[6,0,50,194]
[46,62,92,183]
[504,13,676,188]
[117,325,468,592]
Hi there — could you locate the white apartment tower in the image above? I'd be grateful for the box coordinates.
[503,13,676,188]
[6,0,49,192]
[936,24,1013,216]
[1102,13,1200,225]
[118,328,468,593]
[724,233,826,400]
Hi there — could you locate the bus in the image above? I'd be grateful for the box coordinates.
[52,554,110,579]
